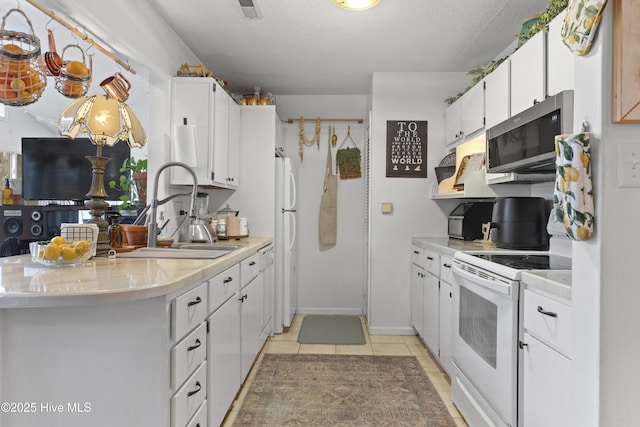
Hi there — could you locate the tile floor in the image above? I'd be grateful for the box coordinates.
[222,314,469,427]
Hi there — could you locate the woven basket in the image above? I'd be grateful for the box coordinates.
[0,8,46,106]
[55,44,91,98]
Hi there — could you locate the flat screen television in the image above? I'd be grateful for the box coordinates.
[21,137,131,202]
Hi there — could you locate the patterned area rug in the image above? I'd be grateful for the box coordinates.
[232,353,458,426]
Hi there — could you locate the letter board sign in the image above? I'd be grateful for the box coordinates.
[386,120,428,178]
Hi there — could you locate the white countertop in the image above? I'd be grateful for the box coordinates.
[522,270,572,301]
[0,237,272,308]
[412,236,572,300]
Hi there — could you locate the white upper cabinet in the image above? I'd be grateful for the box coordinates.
[484,59,510,130]
[510,30,546,116]
[461,82,485,137]
[445,82,484,148]
[170,77,240,189]
[547,13,575,96]
[170,77,215,186]
[227,101,241,188]
[444,98,463,146]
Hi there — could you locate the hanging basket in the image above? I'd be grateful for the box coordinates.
[0,8,47,106]
[55,44,92,98]
[336,147,362,180]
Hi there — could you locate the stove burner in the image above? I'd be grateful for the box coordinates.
[470,254,571,270]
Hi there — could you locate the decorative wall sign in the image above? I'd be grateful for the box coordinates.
[386,120,428,177]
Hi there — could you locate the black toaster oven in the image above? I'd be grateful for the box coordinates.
[448,202,494,241]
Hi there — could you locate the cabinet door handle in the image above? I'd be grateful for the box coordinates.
[426,256,433,261]
[519,340,528,349]
[223,277,233,284]
[187,381,202,397]
[443,263,451,268]
[533,99,541,105]
[238,294,248,302]
[187,296,202,307]
[413,250,420,254]
[187,338,202,352]
[537,305,558,318]
[249,261,256,266]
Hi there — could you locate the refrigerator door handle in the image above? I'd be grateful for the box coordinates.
[287,211,296,252]
[287,170,297,210]
[282,208,297,213]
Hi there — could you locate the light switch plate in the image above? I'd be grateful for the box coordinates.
[618,144,640,187]
[381,202,393,213]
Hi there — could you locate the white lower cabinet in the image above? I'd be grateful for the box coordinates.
[207,295,241,427]
[411,262,425,339]
[240,272,264,380]
[522,332,572,427]
[423,271,439,355]
[171,361,207,427]
[521,287,573,426]
[167,249,272,427]
[410,246,454,377]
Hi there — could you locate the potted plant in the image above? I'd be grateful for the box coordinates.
[108,156,148,211]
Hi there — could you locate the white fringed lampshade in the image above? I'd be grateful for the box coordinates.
[57,94,147,148]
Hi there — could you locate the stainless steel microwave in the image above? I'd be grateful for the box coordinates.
[486,90,574,174]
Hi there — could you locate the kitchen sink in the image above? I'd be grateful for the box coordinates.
[116,246,237,259]
[171,243,240,251]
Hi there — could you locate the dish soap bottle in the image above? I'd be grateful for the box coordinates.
[2,179,13,205]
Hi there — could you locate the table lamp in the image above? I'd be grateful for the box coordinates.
[57,91,146,255]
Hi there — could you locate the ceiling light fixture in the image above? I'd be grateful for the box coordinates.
[332,0,380,11]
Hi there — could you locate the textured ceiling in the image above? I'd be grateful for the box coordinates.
[148,0,550,95]
[12,0,551,96]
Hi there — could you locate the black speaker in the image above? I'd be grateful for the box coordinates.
[0,206,46,240]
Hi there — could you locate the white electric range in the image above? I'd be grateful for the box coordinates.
[450,250,572,427]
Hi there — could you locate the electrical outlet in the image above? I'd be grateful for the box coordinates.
[618,144,640,188]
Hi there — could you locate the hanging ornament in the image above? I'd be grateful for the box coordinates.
[298,117,321,161]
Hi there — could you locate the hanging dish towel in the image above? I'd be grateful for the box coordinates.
[561,0,608,56]
[319,142,337,250]
[550,132,594,240]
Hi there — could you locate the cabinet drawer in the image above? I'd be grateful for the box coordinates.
[186,400,207,427]
[411,245,424,268]
[172,361,207,427]
[173,282,208,340]
[209,264,240,312]
[423,249,440,277]
[523,289,573,358]
[440,256,454,284]
[240,253,260,289]
[171,323,207,390]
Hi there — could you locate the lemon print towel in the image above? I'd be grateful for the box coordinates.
[552,133,594,240]
[561,0,608,56]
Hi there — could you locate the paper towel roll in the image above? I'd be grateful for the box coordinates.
[171,124,198,166]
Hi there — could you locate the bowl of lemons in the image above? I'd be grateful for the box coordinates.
[30,236,95,267]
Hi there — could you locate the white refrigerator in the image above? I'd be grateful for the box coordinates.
[274,156,298,333]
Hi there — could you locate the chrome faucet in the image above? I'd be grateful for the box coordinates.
[147,162,212,247]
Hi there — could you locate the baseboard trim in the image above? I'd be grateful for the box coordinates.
[295,307,363,316]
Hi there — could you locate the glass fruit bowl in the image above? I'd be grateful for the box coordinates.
[30,238,95,267]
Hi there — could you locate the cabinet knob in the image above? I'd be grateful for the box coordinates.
[223,277,233,284]
[443,263,451,268]
[519,340,528,349]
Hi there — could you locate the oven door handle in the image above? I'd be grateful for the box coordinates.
[452,264,512,296]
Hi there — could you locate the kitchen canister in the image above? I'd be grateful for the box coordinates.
[227,216,240,236]
[239,217,248,236]
[216,218,226,237]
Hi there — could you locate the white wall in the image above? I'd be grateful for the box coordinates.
[579,7,640,426]
[368,72,466,334]
[276,95,369,314]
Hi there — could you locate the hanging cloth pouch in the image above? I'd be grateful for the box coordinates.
[561,0,608,56]
[550,132,594,240]
[336,125,361,180]
[319,142,337,250]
